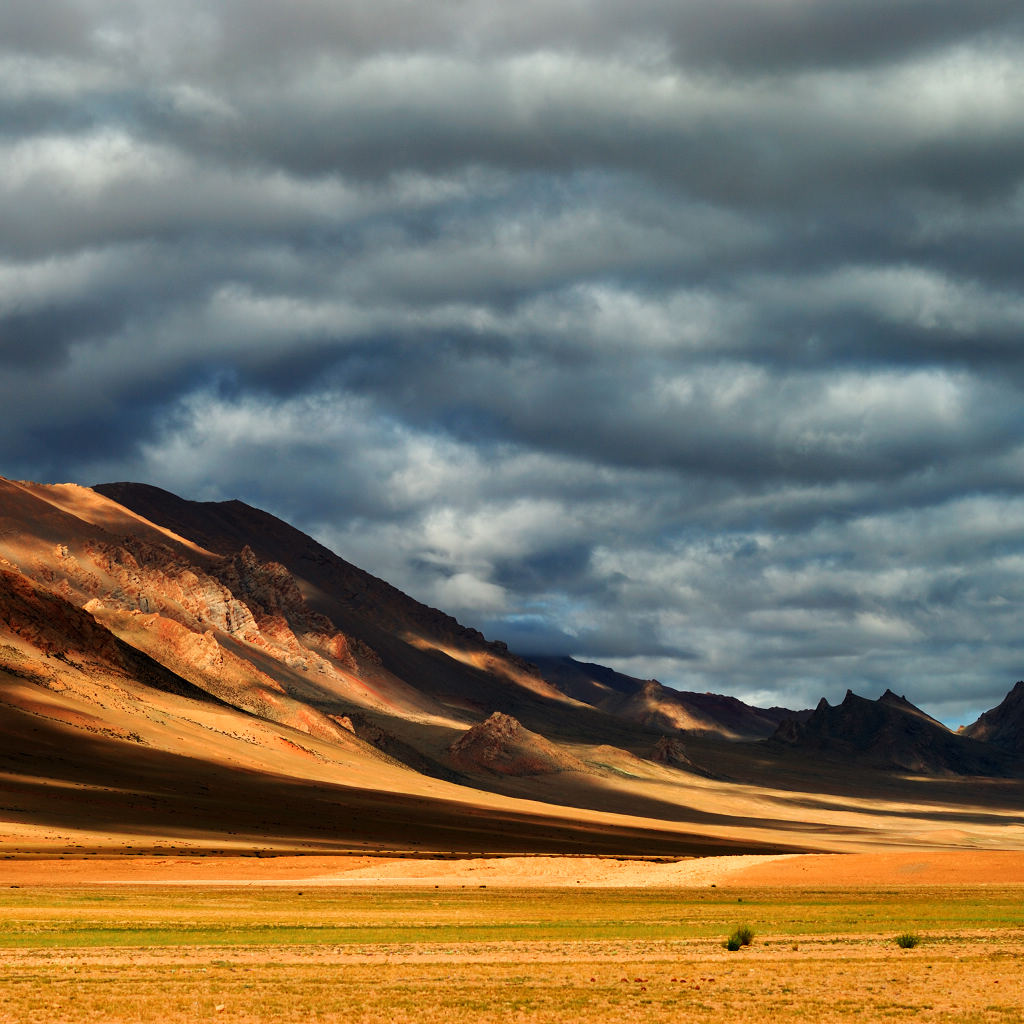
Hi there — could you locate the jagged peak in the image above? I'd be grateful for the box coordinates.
[880,688,911,706]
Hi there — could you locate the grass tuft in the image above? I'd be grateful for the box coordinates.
[725,924,755,950]
[895,932,920,949]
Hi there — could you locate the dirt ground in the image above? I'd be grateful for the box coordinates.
[2,853,1023,1023]
[3,849,1024,887]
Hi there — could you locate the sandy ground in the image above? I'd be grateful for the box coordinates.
[3,849,1023,887]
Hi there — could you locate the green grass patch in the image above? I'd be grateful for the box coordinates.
[0,885,1021,949]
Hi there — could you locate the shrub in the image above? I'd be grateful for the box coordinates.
[724,924,755,950]
[895,933,920,949]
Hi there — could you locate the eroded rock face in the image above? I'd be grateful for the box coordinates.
[0,566,123,668]
[0,497,400,740]
[86,536,259,638]
[448,711,588,776]
[211,545,380,673]
[76,534,382,689]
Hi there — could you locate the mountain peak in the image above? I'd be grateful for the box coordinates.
[963,682,1024,755]
[880,688,911,707]
[774,687,1006,776]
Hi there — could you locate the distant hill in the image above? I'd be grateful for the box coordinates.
[529,654,806,739]
[963,681,1024,755]
[448,711,590,776]
[772,688,1011,775]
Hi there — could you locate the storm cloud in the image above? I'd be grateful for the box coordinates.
[3,1,1024,725]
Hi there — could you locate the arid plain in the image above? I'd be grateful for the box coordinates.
[2,856,1023,1023]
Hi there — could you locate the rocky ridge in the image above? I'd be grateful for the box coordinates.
[773,689,1011,776]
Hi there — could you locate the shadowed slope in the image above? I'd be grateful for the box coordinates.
[2,701,785,857]
[530,655,805,739]
[772,689,1011,776]
[964,682,1024,756]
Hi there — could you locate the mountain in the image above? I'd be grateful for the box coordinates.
[963,681,1024,755]
[2,476,748,856]
[772,688,1011,776]
[530,655,806,739]
[91,483,623,742]
[2,475,1023,858]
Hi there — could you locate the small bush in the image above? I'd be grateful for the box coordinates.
[895,933,920,949]
[724,924,755,950]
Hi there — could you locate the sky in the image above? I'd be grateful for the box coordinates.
[3,1,1024,727]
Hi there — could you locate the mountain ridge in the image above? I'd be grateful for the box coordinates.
[772,687,1013,776]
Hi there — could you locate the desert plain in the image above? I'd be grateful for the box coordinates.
[2,850,1023,1023]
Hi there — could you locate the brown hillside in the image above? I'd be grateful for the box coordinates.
[448,712,590,776]
[531,655,803,739]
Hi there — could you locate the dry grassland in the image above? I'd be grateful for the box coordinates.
[1,884,1023,1023]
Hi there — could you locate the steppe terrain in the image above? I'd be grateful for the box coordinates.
[1,853,1023,1024]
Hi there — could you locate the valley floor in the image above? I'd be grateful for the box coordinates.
[1,868,1022,1023]
[3,850,1024,887]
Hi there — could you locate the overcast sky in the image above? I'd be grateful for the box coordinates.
[3,1,1024,726]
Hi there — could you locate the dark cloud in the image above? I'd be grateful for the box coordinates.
[654,0,1024,72]
[2,1,1024,727]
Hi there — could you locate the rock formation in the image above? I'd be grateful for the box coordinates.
[448,711,588,776]
[773,688,1009,775]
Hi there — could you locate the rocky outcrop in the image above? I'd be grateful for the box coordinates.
[651,736,697,769]
[74,534,391,711]
[85,536,259,637]
[448,712,589,777]
[212,544,381,672]
[0,565,124,668]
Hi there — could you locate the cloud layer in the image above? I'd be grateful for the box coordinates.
[4,1,1024,725]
